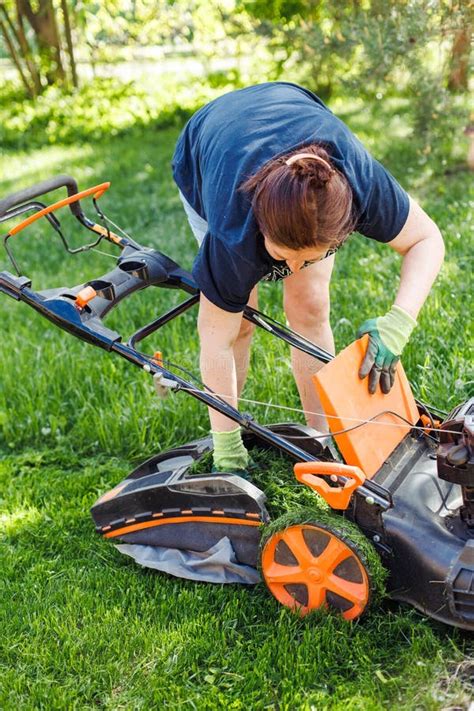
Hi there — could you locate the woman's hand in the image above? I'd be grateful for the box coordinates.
[357,197,444,394]
[357,306,417,393]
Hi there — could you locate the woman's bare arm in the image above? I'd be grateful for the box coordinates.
[389,197,445,318]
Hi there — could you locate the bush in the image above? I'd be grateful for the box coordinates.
[0,76,233,150]
[239,0,472,169]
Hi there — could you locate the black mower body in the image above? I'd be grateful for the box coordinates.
[90,419,474,631]
[355,431,474,630]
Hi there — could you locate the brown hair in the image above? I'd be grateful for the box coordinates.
[241,144,355,250]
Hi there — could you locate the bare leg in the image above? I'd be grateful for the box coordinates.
[198,290,258,433]
[283,255,336,432]
[233,285,258,397]
[289,322,334,431]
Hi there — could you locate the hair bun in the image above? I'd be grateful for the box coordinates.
[285,152,334,188]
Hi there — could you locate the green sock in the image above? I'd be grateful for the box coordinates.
[211,426,249,472]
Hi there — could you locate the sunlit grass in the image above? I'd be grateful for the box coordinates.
[0,101,472,708]
[1,447,472,709]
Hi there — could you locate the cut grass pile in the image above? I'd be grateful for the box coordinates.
[0,97,473,708]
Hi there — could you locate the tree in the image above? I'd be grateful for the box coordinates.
[0,0,78,96]
[448,23,472,92]
[237,0,471,162]
[60,0,78,88]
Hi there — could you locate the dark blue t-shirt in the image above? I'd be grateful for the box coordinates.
[172,82,409,312]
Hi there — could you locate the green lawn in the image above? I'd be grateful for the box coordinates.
[0,100,473,709]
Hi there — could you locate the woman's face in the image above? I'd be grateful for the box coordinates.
[263,236,331,273]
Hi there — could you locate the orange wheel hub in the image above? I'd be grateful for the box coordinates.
[261,523,370,620]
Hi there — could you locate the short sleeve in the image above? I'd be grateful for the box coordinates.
[354,157,410,243]
[192,232,260,312]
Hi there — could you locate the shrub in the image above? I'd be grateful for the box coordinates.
[0,75,231,150]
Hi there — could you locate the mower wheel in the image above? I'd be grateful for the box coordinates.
[261,515,373,620]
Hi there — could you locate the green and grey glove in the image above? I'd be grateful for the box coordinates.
[211,426,249,474]
[357,305,417,394]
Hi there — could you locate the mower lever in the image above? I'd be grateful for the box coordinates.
[293,461,366,510]
[152,371,179,399]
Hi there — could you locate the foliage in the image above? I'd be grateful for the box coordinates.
[0,0,254,86]
[0,0,77,96]
[74,0,239,53]
[1,1,471,165]
[0,75,233,149]
[239,0,472,161]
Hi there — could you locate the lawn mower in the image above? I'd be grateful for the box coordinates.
[1,175,473,630]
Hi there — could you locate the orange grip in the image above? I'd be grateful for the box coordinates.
[8,182,110,236]
[294,461,366,510]
[420,414,441,434]
[75,285,97,309]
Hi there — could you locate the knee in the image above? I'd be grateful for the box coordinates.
[238,286,258,340]
[237,317,256,340]
[284,290,330,330]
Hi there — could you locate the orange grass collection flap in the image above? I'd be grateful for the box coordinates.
[313,335,419,479]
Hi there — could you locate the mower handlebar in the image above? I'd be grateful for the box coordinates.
[0,175,84,220]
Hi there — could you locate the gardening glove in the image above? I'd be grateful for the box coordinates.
[357,305,417,395]
[211,426,249,474]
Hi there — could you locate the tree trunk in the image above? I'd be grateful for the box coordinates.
[448,25,472,92]
[18,0,65,85]
[0,14,34,97]
[13,1,43,95]
[60,0,78,87]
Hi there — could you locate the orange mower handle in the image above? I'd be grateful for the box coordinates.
[7,182,110,237]
[294,461,366,510]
